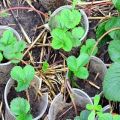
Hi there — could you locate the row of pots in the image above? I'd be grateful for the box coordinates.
[1,5,110,120]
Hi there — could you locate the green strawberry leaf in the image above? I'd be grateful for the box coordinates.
[72,27,85,39]
[11,65,35,92]
[112,0,120,11]
[103,62,120,101]
[10,97,30,116]
[108,40,120,62]
[67,56,77,72]
[76,53,90,68]
[80,39,98,56]
[105,17,120,40]
[0,52,3,62]
[16,113,33,120]
[88,111,95,120]
[51,28,72,51]
[60,9,81,29]
[74,67,89,79]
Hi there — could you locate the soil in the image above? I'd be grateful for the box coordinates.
[69,70,102,97]
[7,84,41,118]
[55,105,84,120]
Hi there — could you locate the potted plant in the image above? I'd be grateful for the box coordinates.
[4,65,48,120]
[66,39,107,98]
[48,88,93,120]
[44,0,89,52]
[0,26,25,84]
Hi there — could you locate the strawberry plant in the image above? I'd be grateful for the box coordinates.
[49,0,85,51]
[86,95,103,120]
[10,65,35,92]
[10,97,32,120]
[103,62,120,102]
[80,39,98,56]
[0,29,26,63]
[67,53,89,79]
[42,61,49,73]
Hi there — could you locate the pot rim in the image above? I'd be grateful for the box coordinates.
[4,75,48,120]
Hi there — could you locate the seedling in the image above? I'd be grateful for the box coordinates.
[10,97,32,120]
[67,53,89,79]
[86,95,103,120]
[10,65,35,92]
[0,29,26,63]
[42,61,49,73]
[80,39,98,56]
[50,0,85,51]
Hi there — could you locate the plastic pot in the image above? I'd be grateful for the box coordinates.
[44,5,89,42]
[67,56,107,98]
[0,26,21,84]
[4,75,48,120]
[48,88,93,120]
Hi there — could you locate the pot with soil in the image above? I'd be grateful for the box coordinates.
[67,56,107,98]
[44,5,89,54]
[0,26,22,84]
[4,65,48,120]
[48,88,93,120]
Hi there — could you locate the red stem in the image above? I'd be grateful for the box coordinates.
[0,6,48,18]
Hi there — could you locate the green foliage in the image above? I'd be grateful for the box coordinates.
[80,39,98,56]
[98,113,120,120]
[10,65,35,92]
[67,53,89,79]
[108,40,120,62]
[50,6,85,52]
[57,9,81,29]
[112,0,120,11]
[0,52,3,62]
[3,41,26,63]
[51,28,73,51]
[10,97,32,120]
[103,62,120,101]
[0,29,26,63]
[42,61,49,73]
[96,21,111,47]
[86,95,103,120]
[105,17,120,40]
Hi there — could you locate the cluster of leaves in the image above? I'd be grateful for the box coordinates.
[49,5,85,51]
[67,39,97,79]
[10,65,35,92]
[86,95,103,120]
[112,0,120,11]
[10,65,35,120]
[10,97,33,120]
[96,17,120,102]
[0,30,26,63]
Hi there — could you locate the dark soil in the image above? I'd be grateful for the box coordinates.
[55,105,84,120]
[69,70,102,97]
[7,84,41,118]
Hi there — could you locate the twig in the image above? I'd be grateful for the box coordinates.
[23,28,46,57]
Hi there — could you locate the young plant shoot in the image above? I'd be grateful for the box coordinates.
[0,29,26,63]
[10,97,33,120]
[86,95,103,120]
[67,53,89,79]
[80,39,98,56]
[49,0,85,52]
[10,65,35,92]
[42,61,49,73]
